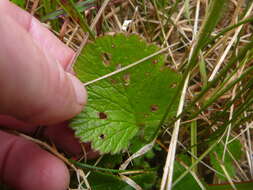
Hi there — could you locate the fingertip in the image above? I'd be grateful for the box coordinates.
[23,72,87,125]
[17,152,70,190]
[0,131,69,190]
[66,73,87,106]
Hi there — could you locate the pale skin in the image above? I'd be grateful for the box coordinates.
[0,1,92,190]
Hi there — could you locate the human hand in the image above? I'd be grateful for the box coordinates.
[0,1,92,190]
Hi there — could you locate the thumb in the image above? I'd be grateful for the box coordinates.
[0,15,86,125]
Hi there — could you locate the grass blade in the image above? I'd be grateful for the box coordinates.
[55,0,95,39]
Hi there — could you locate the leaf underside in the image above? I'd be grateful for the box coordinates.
[71,34,180,154]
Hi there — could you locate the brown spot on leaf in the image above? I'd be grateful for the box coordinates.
[101,52,111,66]
[109,78,117,84]
[98,112,107,119]
[123,73,131,86]
[152,59,158,64]
[112,44,115,48]
[99,134,105,139]
[138,123,145,127]
[151,104,159,112]
[170,83,177,88]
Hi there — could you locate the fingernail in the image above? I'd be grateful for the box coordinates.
[66,73,87,105]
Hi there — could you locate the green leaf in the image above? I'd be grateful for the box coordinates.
[173,155,203,190]
[71,34,180,154]
[209,139,242,180]
[88,172,127,190]
[98,154,123,169]
[88,171,156,190]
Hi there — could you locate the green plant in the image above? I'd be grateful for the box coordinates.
[209,139,242,181]
[71,34,181,154]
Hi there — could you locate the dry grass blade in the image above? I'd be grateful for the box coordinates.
[208,2,253,81]
[120,175,142,190]
[160,74,190,190]
[83,47,171,86]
